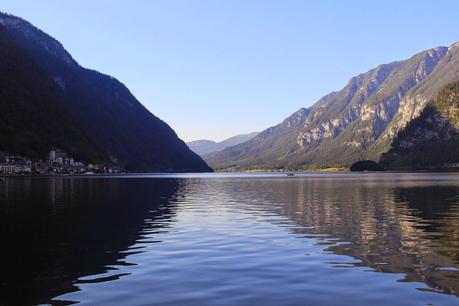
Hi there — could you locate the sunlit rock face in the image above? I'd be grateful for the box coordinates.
[297,47,448,148]
[380,81,459,169]
[208,43,459,170]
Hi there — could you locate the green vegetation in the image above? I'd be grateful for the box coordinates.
[0,13,211,172]
[208,43,459,171]
[350,160,382,171]
[0,26,107,162]
[380,81,459,170]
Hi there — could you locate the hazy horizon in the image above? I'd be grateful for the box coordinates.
[3,0,459,142]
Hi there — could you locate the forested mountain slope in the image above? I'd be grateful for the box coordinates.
[208,42,459,170]
[0,12,211,172]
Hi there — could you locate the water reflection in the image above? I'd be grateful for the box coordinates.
[1,174,459,305]
[224,177,459,296]
[0,177,179,305]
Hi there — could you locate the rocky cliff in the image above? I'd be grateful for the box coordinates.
[207,42,459,170]
[380,81,459,169]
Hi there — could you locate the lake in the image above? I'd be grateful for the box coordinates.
[1,173,459,305]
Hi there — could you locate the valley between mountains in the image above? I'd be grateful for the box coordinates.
[1,11,459,172]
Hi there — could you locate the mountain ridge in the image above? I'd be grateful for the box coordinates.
[187,132,258,156]
[380,80,459,169]
[0,12,211,172]
[0,24,107,162]
[208,42,459,170]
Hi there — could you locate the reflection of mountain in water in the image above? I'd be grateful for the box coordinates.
[0,177,179,305]
[225,178,459,296]
[1,175,459,304]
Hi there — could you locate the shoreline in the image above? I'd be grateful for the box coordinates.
[2,169,459,179]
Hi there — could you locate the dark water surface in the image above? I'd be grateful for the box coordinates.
[1,173,459,305]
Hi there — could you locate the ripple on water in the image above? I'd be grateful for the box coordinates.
[0,173,459,305]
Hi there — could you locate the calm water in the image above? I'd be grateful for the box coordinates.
[1,173,459,305]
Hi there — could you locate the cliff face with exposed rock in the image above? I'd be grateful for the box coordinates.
[380,81,459,169]
[207,42,459,170]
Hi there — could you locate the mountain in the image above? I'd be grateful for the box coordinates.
[205,108,312,169]
[186,140,218,156]
[380,81,459,170]
[187,132,258,156]
[0,25,106,162]
[208,42,459,170]
[0,13,211,172]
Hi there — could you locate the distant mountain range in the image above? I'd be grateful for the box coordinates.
[187,132,258,156]
[2,11,459,172]
[208,42,459,170]
[0,12,211,172]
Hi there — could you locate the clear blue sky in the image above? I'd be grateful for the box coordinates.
[3,1,459,141]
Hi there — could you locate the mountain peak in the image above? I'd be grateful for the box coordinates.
[294,107,309,116]
[0,12,77,67]
[0,12,21,27]
[448,41,459,51]
[187,132,259,156]
[208,40,459,170]
[0,11,211,172]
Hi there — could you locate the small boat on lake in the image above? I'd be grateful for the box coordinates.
[287,172,295,177]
